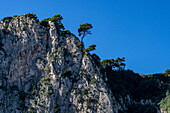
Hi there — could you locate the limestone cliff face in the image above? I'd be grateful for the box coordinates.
[0,14,126,113]
[0,14,163,113]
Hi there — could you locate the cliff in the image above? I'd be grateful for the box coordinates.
[0,13,169,113]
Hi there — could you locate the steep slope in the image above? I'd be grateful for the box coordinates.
[0,13,168,113]
[0,13,118,113]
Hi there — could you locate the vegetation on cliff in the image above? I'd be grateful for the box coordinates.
[0,13,169,113]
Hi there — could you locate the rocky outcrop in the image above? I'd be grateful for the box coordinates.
[0,14,117,113]
[0,14,162,113]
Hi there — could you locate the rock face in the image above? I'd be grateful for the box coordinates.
[0,14,162,113]
[0,14,115,113]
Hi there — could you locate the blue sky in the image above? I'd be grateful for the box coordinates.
[1,0,170,74]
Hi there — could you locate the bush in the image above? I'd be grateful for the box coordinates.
[78,23,93,42]
[41,77,50,82]
[75,88,80,94]
[61,70,72,78]
[40,14,65,30]
[65,92,68,96]
[77,42,84,48]
[40,18,51,27]
[81,89,88,95]
[71,89,74,93]
[77,96,82,103]
[1,16,13,22]
[4,23,9,30]
[13,15,18,18]
[51,14,63,23]
[54,104,58,109]
[31,90,36,95]
[62,30,71,36]
[90,79,97,84]
[73,106,76,111]
[46,65,50,72]
[84,44,96,52]
[51,14,65,30]
[86,97,92,109]
[22,26,26,31]
[159,90,170,112]
[47,91,52,97]
[24,13,39,22]
[54,109,58,113]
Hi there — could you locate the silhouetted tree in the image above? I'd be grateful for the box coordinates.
[101,59,115,71]
[78,23,93,42]
[51,14,64,30]
[101,57,126,71]
[40,14,64,30]
[115,57,126,71]
[84,44,96,52]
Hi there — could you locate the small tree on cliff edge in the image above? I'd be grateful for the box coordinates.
[78,23,93,42]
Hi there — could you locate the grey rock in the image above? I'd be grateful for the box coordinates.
[0,14,161,113]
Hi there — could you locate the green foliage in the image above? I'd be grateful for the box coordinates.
[24,13,39,22]
[101,59,114,70]
[29,76,53,111]
[101,57,126,71]
[73,106,76,111]
[143,73,170,84]
[90,79,97,84]
[71,89,74,93]
[75,88,80,94]
[1,16,13,22]
[40,18,51,27]
[115,57,126,70]
[159,90,170,112]
[40,14,64,30]
[33,85,37,89]
[104,68,170,112]
[77,42,84,48]
[77,96,83,103]
[54,109,58,113]
[47,91,53,97]
[78,23,93,42]
[54,104,58,113]
[31,90,36,95]
[61,70,72,78]
[84,44,96,52]
[13,15,18,18]
[86,97,92,109]
[54,104,58,108]
[22,26,26,31]
[51,14,63,23]
[4,23,9,30]
[78,23,92,36]
[41,77,50,82]
[51,14,65,30]
[62,30,71,36]
[65,92,68,96]
[46,64,50,72]
[81,89,88,95]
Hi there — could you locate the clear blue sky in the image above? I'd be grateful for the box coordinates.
[1,0,170,74]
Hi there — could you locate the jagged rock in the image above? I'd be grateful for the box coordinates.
[0,14,162,113]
